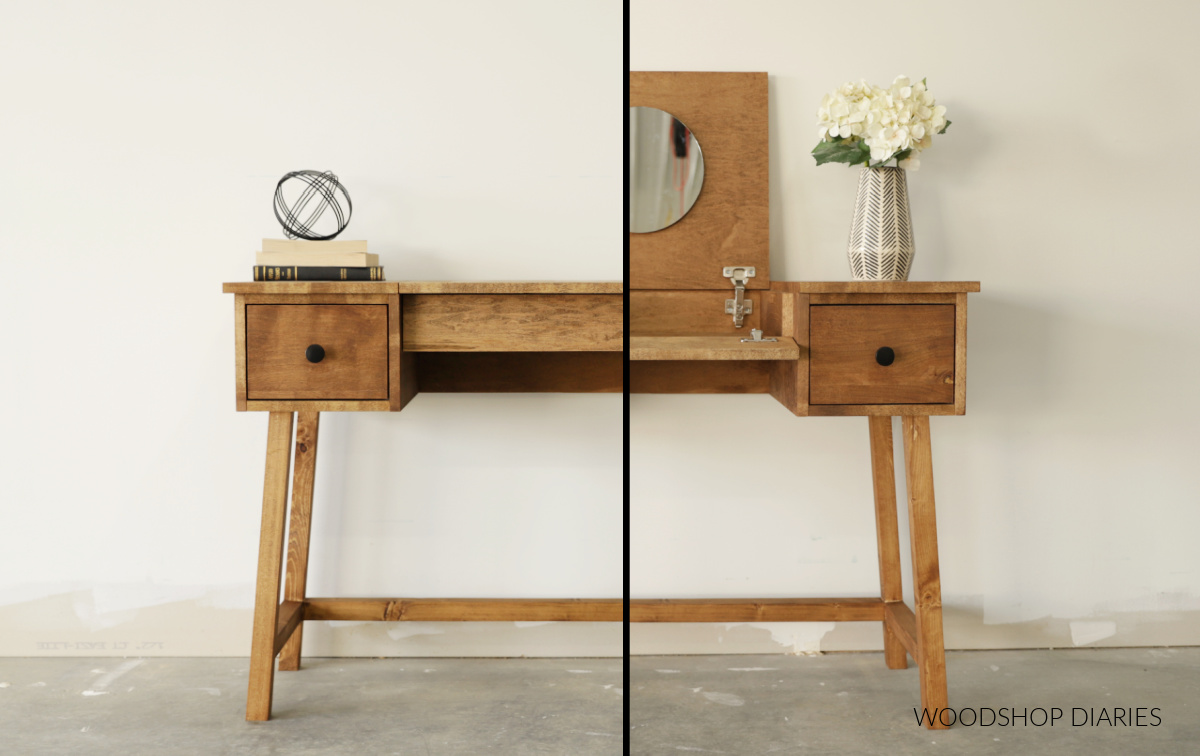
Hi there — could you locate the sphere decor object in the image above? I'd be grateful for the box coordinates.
[273,170,353,240]
[847,166,914,281]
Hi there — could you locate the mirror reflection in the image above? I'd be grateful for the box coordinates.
[629,106,705,233]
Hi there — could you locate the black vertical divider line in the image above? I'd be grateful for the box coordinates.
[622,5,632,752]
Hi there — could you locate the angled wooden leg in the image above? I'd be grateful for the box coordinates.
[902,415,949,729]
[246,411,294,722]
[868,416,907,670]
[278,412,320,672]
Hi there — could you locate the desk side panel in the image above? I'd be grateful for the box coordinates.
[234,294,247,411]
[766,291,810,416]
[392,292,418,411]
[955,292,968,414]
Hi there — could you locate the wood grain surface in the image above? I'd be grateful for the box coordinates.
[630,72,769,290]
[630,361,771,394]
[630,336,799,361]
[630,290,761,334]
[224,282,395,295]
[809,293,957,305]
[954,293,968,414]
[224,281,623,294]
[810,305,955,405]
[903,415,950,727]
[807,403,959,417]
[869,416,908,669]
[772,281,980,294]
[246,411,293,721]
[884,601,919,661]
[395,281,622,294]
[402,294,622,352]
[244,400,392,412]
[304,598,623,622]
[234,294,247,411]
[246,305,389,400]
[630,598,885,623]
[272,600,304,657]
[766,291,810,415]
[278,412,318,672]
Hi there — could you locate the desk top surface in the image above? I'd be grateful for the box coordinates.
[223,281,623,295]
[223,281,978,295]
[771,281,980,293]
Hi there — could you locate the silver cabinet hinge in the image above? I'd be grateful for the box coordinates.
[741,329,778,343]
[723,266,755,328]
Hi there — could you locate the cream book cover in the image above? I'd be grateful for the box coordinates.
[255,251,378,266]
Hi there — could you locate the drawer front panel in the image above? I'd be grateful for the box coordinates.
[246,305,389,399]
[810,305,954,405]
[403,294,622,352]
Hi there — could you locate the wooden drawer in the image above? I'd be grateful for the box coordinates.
[402,294,622,352]
[809,305,955,405]
[245,305,389,400]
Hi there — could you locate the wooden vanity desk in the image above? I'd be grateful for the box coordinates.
[631,70,978,729]
[223,280,623,721]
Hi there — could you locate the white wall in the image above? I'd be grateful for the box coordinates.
[631,0,1200,653]
[0,1,622,656]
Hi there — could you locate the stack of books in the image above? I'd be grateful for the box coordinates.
[252,239,384,281]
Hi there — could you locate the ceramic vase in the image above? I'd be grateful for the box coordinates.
[847,166,914,281]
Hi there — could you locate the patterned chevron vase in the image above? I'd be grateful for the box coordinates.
[847,166,915,280]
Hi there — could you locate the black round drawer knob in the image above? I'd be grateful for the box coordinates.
[875,347,895,366]
[305,344,326,363]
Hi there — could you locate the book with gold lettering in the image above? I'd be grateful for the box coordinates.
[252,265,385,281]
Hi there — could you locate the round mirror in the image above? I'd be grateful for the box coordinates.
[629,106,705,233]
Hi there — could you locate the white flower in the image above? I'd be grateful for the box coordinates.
[813,75,949,169]
[815,79,883,146]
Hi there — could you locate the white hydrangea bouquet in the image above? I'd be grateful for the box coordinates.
[812,76,949,171]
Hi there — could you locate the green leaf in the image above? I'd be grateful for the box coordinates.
[812,139,870,167]
[938,119,951,135]
[893,148,912,163]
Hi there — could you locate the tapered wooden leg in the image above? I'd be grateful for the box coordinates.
[902,415,949,729]
[246,411,294,722]
[868,416,907,670]
[278,412,319,672]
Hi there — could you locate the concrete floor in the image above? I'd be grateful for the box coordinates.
[3,649,1197,754]
[0,657,622,755]
[631,648,1200,755]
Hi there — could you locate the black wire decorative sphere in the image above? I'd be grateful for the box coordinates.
[273,170,353,240]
